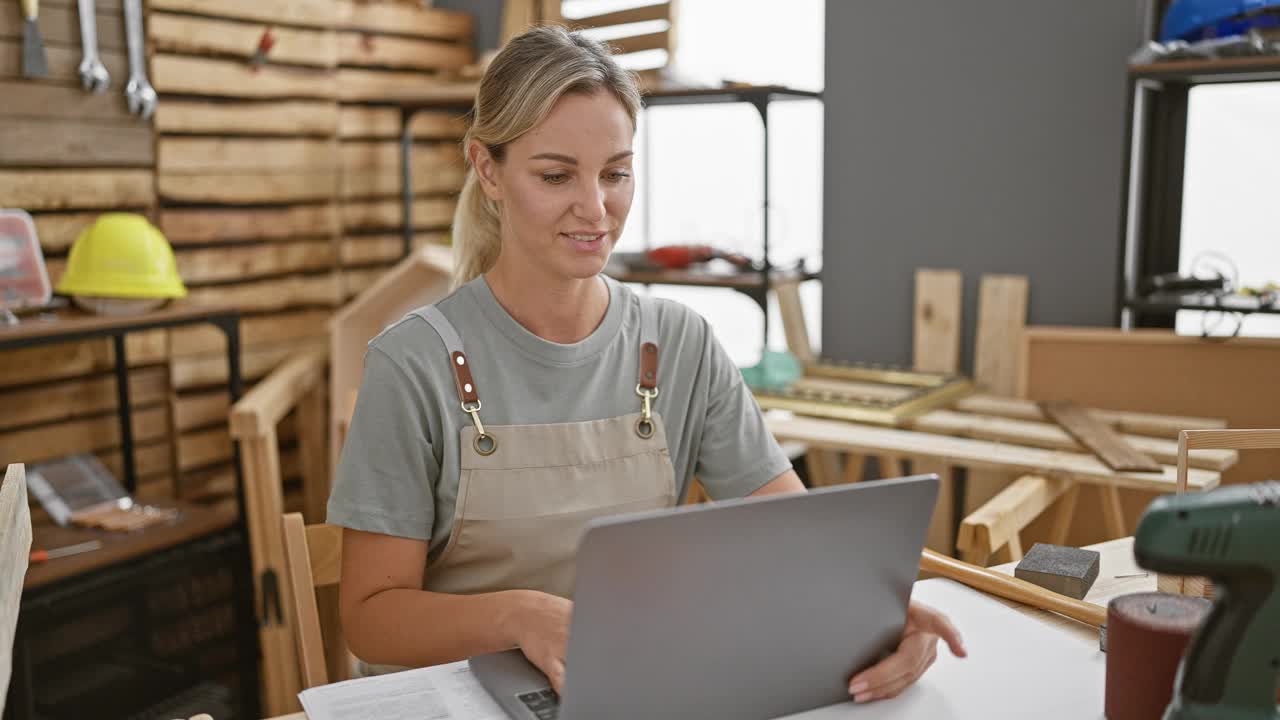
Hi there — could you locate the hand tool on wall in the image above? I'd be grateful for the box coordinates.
[122,0,157,119]
[76,0,110,92]
[29,539,102,563]
[19,0,49,78]
[1131,480,1280,720]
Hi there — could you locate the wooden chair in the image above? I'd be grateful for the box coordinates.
[2,464,32,713]
[280,512,344,690]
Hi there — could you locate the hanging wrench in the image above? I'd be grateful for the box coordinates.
[76,0,109,92]
[122,0,156,119]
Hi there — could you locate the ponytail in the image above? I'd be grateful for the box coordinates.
[450,168,502,289]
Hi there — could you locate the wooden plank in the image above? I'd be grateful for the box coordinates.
[569,2,670,29]
[957,475,1070,566]
[335,69,476,103]
[337,32,472,71]
[953,394,1226,440]
[339,232,447,265]
[790,376,915,403]
[41,0,123,11]
[1178,428,1280,493]
[282,512,327,689]
[1049,483,1081,546]
[773,280,813,364]
[0,3,124,50]
[341,197,457,231]
[0,119,153,167]
[341,140,458,170]
[608,30,670,55]
[171,339,327,390]
[30,212,120,253]
[0,406,168,466]
[95,441,173,481]
[174,390,231,432]
[765,414,1222,494]
[336,1,473,39]
[159,205,339,245]
[338,106,467,140]
[1042,400,1162,473]
[151,55,335,99]
[147,0,337,28]
[178,427,233,472]
[341,164,465,199]
[155,99,338,136]
[175,240,337,285]
[909,409,1236,471]
[0,80,136,123]
[159,138,339,174]
[229,346,327,438]
[170,309,331,357]
[914,458,956,555]
[0,367,168,433]
[298,383,329,524]
[149,12,337,68]
[0,39,126,85]
[181,274,343,314]
[974,275,1028,396]
[158,172,339,204]
[0,332,167,389]
[1,463,31,694]
[0,170,153,211]
[913,269,962,374]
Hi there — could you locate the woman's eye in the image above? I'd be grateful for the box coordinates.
[542,173,569,185]
[607,170,632,183]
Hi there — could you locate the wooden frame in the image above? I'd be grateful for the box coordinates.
[752,364,974,427]
[281,513,344,691]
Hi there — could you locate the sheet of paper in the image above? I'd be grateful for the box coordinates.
[298,660,506,720]
[779,578,1107,720]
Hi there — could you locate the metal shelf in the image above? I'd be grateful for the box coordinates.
[1124,293,1280,316]
[1128,55,1280,84]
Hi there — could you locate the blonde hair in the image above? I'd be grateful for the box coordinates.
[451,25,642,288]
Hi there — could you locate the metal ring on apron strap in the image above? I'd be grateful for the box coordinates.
[635,384,659,439]
[462,400,498,456]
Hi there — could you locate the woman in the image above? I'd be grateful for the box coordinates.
[328,25,965,705]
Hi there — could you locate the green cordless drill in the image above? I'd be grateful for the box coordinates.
[1134,480,1280,720]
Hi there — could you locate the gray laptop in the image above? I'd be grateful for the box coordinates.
[469,474,938,720]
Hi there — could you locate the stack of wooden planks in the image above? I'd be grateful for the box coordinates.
[0,0,176,506]
[334,0,473,298]
[559,0,675,76]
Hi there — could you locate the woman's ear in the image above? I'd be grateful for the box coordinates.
[468,140,503,202]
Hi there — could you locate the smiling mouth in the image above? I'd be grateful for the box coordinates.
[562,232,609,251]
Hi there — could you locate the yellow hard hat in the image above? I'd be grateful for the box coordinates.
[56,213,187,299]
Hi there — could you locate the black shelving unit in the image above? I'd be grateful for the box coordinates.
[1117,50,1280,329]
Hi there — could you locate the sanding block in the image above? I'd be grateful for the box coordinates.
[1014,543,1100,600]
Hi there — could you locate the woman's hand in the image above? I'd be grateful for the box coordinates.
[847,600,966,703]
[507,591,574,694]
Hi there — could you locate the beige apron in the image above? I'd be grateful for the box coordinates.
[358,293,677,675]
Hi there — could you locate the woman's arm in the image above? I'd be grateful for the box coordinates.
[749,469,807,497]
[339,528,566,671]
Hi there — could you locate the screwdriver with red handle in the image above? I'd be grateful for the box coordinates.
[30,539,102,563]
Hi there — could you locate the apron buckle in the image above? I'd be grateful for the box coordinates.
[635,384,659,439]
[462,400,498,455]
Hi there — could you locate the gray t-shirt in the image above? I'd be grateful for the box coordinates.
[327,274,793,559]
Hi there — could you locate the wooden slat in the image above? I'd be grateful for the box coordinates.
[159,138,339,173]
[570,2,670,29]
[178,427,233,472]
[0,119,153,167]
[172,340,327,391]
[0,367,168,433]
[789,376,916,402]
[339,232,447,265]
[957,475,1071,566]
[31,211,121,253]
[170,309,331,357]
[340,140,458,170]
[340,197,457,231]
[974,275,1028,396]
[338,106,467,140]
[341,164,465,200]
[181,274,343,314]
[909,409,1236,471]
[305,523,342,587]
[176,240,337,284]
[773,280,813,364]
[42,0,123,12]
[1178,428,1280,493]
[156,99,338,136]
[151,55,335,99]
[608,30,670,55]
[159,205,339,245]
[147,0,337,28]
[913,269,962,374]
[95,441,173,482]
[336,1,472,39]
[173,390,231,432]
[158,171,339,204]
[337,32,472,71]
[766,414,1222,494]
[298,382,329,525]
[914,458,956,555]
[0,406,168,466]
[335,69,476,103]
[0,3,125,50]
[149,12,337,68]
[1042,400,1161,473]
[229,346,327,438]
[0,332,167,389]
[953,394,1226,440]
[0,81,136,123]
[0,39,126,85]
[0,170,153,211]
[283,513,328,689]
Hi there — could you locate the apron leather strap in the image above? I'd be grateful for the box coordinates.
[638,293,659,391]
[416,306,480,406]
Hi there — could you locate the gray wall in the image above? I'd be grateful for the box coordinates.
[822,1,1148,368]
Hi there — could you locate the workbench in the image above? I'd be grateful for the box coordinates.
[264,538,1146,720]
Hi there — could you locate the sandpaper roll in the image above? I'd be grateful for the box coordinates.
[1105,592,1212,720]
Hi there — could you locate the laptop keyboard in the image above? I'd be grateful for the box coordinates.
[516,688,560,720]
